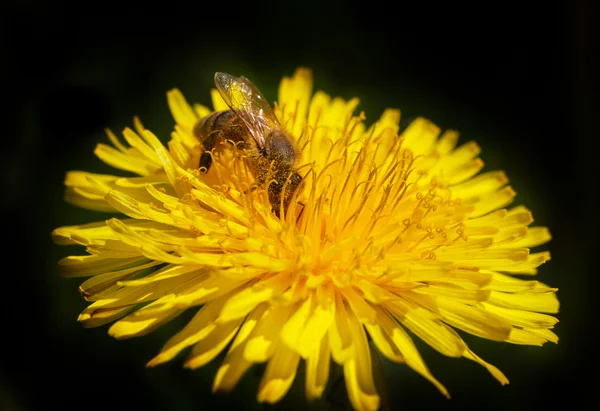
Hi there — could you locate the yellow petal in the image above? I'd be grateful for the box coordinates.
[446,158,486,186]
[193,102,211,119]
[167,88,199,131]
[105,190,158,220]
[463,348,509,385]
[342,287,377,324]
[505,327,558,345]
[277,67,313,138]
[296,289,334,359]
[510,227,552,248]
[210,88,229,112]
[141,129,187,197]
[522,327,558,344]
[119,265,205,287]
[106,218,174,250]
[436,247,530,267]
[257,343,300,404]
[168,135,194,168]
[435,129,459,155]
[108,305,183,339]
[497,251,551,273]
[450,171,509,199]
[482,303,559,329]
[213,304,267,393]
[280,296,313,353]
[415,284,490,301]
[401,117,439,156]
[105,127,128,152]
[134,274,245,317]
[505,328,548,345]
[52,220,113,245]
[364,311,405,363]
[244,305,292,363]
[77,305,135,328]
[370,110,401,165]
[78,260,161,300]
[486,272,540,292]
[406,292,512,341]
[446,141,481,165]
[58,255,149,277]
[190,187,249,225]
[184,318,244,369]
[94,143,158,176]
[469,186,517,217]
[428,269,492,289]
[356,278,393,304]
[387,298,466,358]
[343,307,380,411]
[328,293,354,364]
[78,286,161,316]
[122,127,161,165]
[307,91,330,129]
[64,188,116,212]
[487,290,559,314]
[219,276,288,322]
[305,334,330,401]
[436,300,511,341]
[64,170,118,190]
[376,307,449,397]
[147,295,232,366]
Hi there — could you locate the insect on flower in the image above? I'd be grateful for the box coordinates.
[193,72,304,218]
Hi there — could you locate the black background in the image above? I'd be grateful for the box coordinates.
[1,1,597,410]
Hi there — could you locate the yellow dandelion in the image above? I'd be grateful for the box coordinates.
[52,67,558,411]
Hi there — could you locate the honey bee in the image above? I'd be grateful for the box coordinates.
[193,72,303,218]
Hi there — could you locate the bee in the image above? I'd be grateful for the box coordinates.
[193,72,303,218]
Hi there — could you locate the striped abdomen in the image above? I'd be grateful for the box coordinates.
[193,110,247,172]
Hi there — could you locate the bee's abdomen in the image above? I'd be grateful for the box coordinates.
[193,111,245,148]
[193,110,245,172]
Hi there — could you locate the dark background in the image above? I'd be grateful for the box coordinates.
[1,1,597,410]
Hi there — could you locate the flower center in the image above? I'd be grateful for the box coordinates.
[279,137,472,290]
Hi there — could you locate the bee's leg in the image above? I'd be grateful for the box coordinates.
[198,131,222,173]
[199,152,213,172]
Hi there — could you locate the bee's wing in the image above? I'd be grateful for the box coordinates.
[214,72,280,150]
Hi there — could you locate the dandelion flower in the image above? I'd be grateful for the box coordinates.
[53,68,559,411]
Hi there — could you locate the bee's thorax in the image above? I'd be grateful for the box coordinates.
[265,130,296,166]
